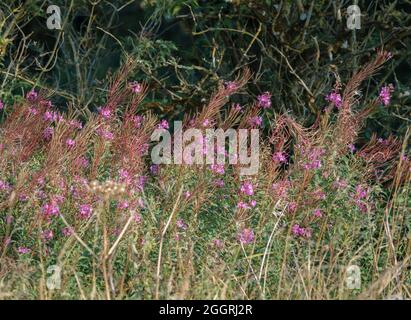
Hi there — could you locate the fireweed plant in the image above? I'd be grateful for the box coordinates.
[0,51,410,300]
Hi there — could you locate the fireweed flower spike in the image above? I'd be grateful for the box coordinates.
[240,181,254,196]
[130,81,142,93]
[379,84,394,106]
[157,119,169,129]
[237,228,255,245]
[26,89,38,101]
[257,92,272,108]
[325,90,342,109]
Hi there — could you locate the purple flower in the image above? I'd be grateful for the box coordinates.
[0,180,10,192]
[379,84,394,106]
[257,92,272,108]
[97,128,114,140]
[66,138,76,148]
[98,106,112,120]
[43,127,54,141]
[69,120,83,129]
[157,119,169,129]
[150,164,159,175]
[214,179,225,188]
[176,219,188,230]
[237,201,250,209]
[333,178,348,190]
[325,90,342,108]
[240,181,254,196]
[117,201,129,210]
[0,100,4,110]
[79,204,92,219]
[62,227,73,237]
[225,81,238,92]
[26,89,38,101]
[42,202,60,218]
[248,115,262,127]
[354,185,368,199]
[133,213,142,223]
[272,151,287,164]
[210,164,225,175]
[41,229,54,241]
[292,224,312,238]
[237,228,255,245]
[132,115,143,128]
[130,81,142,93]
[313,209,322,218]
[18,247,31,254]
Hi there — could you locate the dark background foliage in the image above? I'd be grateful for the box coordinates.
[0,0,410,139]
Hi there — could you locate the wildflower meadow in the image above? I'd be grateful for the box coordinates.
[0,1,410,301]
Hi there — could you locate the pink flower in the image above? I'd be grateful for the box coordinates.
[237,201,250,209]
[272,151,287,163]
[41,202,60,218]
[292,224,303,236]
[240,181,254,196]
[97,128,114,140]
[26,89,38,101]
[135,176,148,191]
[132,115,143,128]
[214,179,225,187]
[119,169,132,185]
[117,201,129,210]
[18,247,31,254]
[62,227,73,237]
[233,103,242,112]
[288,202,298,213]
[69,120,83,129]
[133,213,142,223]
[292,224,311,238]
[75,156,89,168]
[354,185,368,199]
[184,191,191,199]
[79,204,92,219]
[248,116,262,127]
[66,138,76,148]
[157,119,169,129]
[237,228,255,245]
[43,127,54,140]
[130,81,142,93]
[28,107,38,115]
[325,90,342,109]
[202,118,211,127]
[98,106,112,120]
[333,178,348,190]
[313,208,322,218]
[257,92,272,108]
[249,200,257,207]
[225,81,239,92]
[41,230,54,241]
[379,84,394,106]
[0,180,10,192]
[176,219,188,230]
[0,100,4,110]
[348,143,356,152]
[150,164,159,175]
[210,164,225,175]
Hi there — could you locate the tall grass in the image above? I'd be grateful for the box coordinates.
[0,51,410,300]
